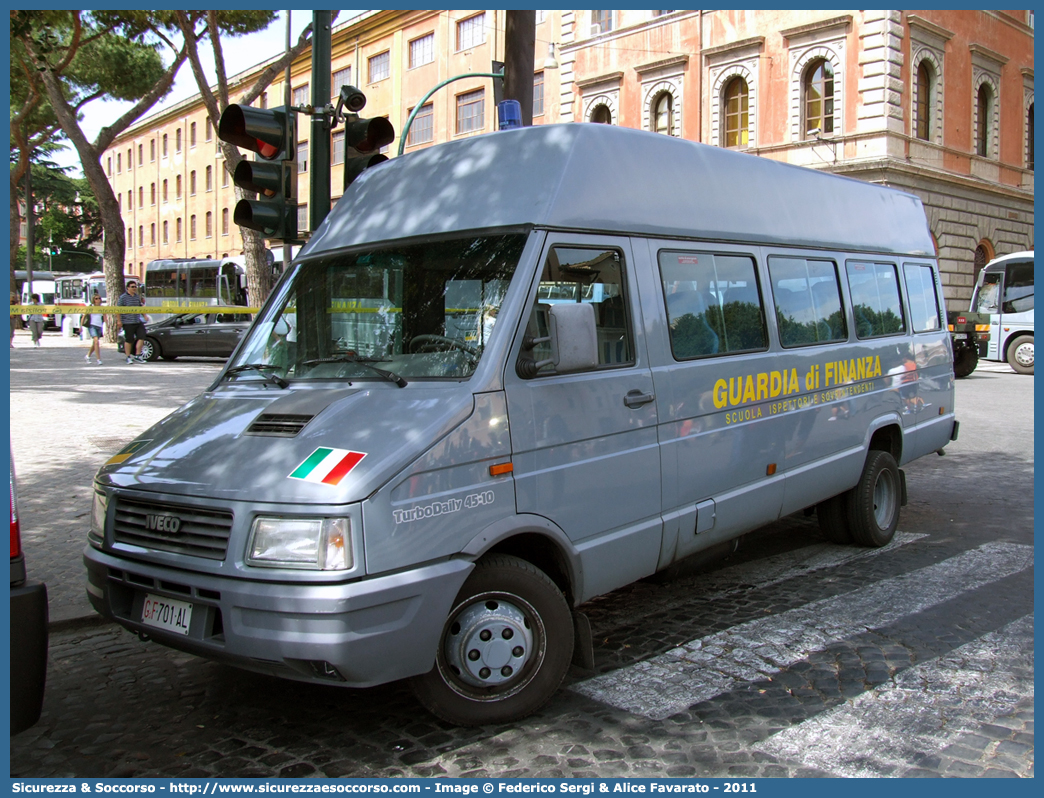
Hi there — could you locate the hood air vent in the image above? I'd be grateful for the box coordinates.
[245,413,314,437]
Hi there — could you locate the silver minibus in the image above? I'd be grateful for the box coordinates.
[84,124,957,725]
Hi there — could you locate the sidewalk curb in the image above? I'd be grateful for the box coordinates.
[49,613,113,635]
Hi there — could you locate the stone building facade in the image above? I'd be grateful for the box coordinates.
[105,10,1032,310]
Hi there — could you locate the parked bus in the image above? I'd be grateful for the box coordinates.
[19,277,58,329]
[53,272,107,334]
[85,124,957,726]
[143,258,247,321]
[969,250,1034,374]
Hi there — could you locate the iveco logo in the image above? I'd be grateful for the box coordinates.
[146,514,181,534]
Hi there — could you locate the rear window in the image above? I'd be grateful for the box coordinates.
[903,263,941,333]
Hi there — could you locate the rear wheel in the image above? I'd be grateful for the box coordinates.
[411,554,573,726]
[817,494,851,543]
[1006,335,1033,375]
[846,450,901,548]
[952,344,978,378]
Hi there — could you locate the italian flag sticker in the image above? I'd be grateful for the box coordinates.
[289,447,367,486]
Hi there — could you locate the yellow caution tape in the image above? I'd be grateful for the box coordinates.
[10,305,260,315]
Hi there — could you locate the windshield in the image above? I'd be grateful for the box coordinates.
[230,233,527,382]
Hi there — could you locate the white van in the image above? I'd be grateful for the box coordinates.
[84,124,957,725]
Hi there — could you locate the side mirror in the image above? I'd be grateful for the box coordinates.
[518,302,599,378]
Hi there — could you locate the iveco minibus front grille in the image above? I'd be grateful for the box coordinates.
[244,413,314,437]
[112,498,233,560]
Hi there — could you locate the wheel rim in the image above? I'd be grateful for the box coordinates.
[439,591,544,701]
[141,340,154,360]
[872,469,897,529]
[1014,342,1033,368]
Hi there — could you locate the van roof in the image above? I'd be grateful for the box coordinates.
[304,123,936,258]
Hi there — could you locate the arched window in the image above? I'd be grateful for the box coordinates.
[803,59,834,138]
[724,77,749,148]
[976,84,992,157]
[591,105,612,124]
[653,92,673,135]
[973,240,994,285]
[915,61,932,141]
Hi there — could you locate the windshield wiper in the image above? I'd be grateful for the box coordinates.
[224,363,289,389]
[301,354,408,387]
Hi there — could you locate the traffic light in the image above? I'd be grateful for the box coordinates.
[218,104,298,241]
[342,115,395,192]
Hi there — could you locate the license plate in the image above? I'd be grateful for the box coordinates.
[141,593,193,635]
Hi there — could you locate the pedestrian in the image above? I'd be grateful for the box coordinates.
[81,292,105,365]
[27,294,45,347]
[10,292,18,348]
[115,279,148,364]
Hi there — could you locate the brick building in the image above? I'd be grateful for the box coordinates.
[105,10,1032,309]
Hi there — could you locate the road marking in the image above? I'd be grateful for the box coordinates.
[571,542,1033,720]
[754,614,1034,776]
[589,531,925,631]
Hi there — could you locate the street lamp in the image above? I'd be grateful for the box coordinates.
[543,43,559,70]
[398,67,506,157]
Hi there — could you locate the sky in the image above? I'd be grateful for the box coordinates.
[52,11,356,177]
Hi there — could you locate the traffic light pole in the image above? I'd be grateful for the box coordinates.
[310,11,333,233]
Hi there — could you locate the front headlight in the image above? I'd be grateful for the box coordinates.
[90,489,108,542]
[247,517,352,571]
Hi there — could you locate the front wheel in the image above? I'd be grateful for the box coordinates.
[1006,335,1033,375]
[139,338,160,362]
[410,554,573,726]
[846,450,901,548]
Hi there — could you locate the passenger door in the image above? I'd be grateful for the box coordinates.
[650,245,786,558]
[505,235,662,601]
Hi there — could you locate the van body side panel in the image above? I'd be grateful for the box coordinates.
[653,350,788,557]
[365,391,516,575]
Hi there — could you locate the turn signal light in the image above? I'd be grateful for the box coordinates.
[489,463,514,477]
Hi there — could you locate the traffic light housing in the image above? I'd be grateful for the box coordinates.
[218,104,298,241]
[343,115,395,192]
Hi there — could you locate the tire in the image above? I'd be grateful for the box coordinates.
[817,493,851,544]
[139,338,160,362]
[1006,334,1033,375]
[952,344,978,378]
[846,450,901,548]
[410,554,574,726]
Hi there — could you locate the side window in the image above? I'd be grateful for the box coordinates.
[659,251,767,359]
[768,256,846,347]
[845,261,906,338]
[903,263,942,333]
[975,272,1001,313]
[522,246,633,376]
[1002,261,1034,313]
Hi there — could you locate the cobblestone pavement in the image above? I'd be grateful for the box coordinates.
[9,328,221,625]
[8,334,1033,778]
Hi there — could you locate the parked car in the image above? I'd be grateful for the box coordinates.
[10,451,48,734]
[117,312,253,361]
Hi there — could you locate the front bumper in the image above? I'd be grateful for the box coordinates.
[84,545,472,688]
